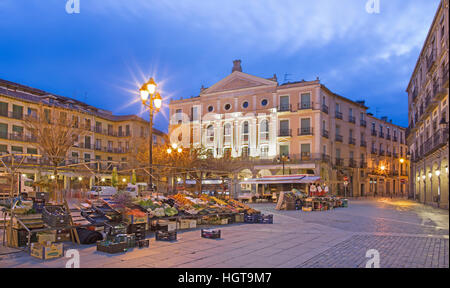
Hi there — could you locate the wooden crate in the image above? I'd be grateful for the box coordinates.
[30,242,63,260]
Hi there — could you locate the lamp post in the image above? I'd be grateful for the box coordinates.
[380,165,387,197]
[166,143,183,194]
[277,154,290,175]
[435,170,441,208]
[422,174,426,203]
[399,158,405,198]
[139,78,162,191]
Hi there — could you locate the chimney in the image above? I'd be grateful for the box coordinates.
[232,60,242,73]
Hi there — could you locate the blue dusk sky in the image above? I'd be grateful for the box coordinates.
[0,0,440,131]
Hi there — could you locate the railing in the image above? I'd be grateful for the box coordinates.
[349,137,356,145]
[379,149,385,156]
[321,105,329,114]
[335,111,343,120]
[393,136,398,142]
[278,129,292,137]
[371,130,377,137]
[349,116,356,123]
[349,159,357,168]
[335,134,343,142]
[426,49,436,71]
[393,152,398,158]
[0,132,37,143]
[360,119,366,127]
[321,154,331,163]
[322,129,329,138]
[360,139,367,147]
[360,161,367,168]
[335,158,344,166]
[298,127,313,136]
[278,104,292,112]
[371,148,378,155]
[386,151,392,157]
[379,131,384,138]
[386,134,391,140]
[0,111,25,120]
[422,129,449,156]
[298,102,313,110]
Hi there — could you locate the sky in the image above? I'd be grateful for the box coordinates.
[0,0,441,131]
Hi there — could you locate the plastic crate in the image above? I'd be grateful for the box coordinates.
[259,214,273,224]
[155,230,177,241]
[201,229,221,239]
[244,214,261,223]
[96,241,128,254]
[104,222,128,236]
[35,192,49,202]
[137,239,150,248]
[42,206,70,228]
[127,223,146,234]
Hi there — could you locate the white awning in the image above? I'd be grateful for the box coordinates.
[240,174,320,185]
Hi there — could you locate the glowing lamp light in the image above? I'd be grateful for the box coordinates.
[146,78,157,95]
[122,178,126,183]
[50,175,55,180]
[435,170,440,176]
[22,174,26,177]
[422,175,426,180]
[428,172,432,179]
[177,177,182,182]
[140,84,149,101]
[172,143,178,149]
[153,92,162,109]
[101,178,106,182]
[446,166,449,174]
[177,147,182,153]
[399,158,405,164]
[380,165,386,171]
[417,176,420,181]
[167,148,172,154]
[78,177,82,181]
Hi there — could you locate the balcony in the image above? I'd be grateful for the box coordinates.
[393,152,398,158]
[360,161,367,168]
[371,148,378,155]
[335,111,343,120]
[393,136,398,142]
[386,151,392,157]
[298,102,313,110]
[386,134,391,140]
[298,127,313,136]
[321,154,331,163]
[379,149,385,156]
[278,104,292,112]
[421,128,449,158]
[412,89,418,101]
[426,49,436,72]
[335,158,344,167]
[349,137,356,145]
[321,104,329,114]
[1,133,37,143]
[0,111,24,120]
[300,152,312,161]
[443,65,449,88]
[348,116,356,124]
[349,159,357,168]
[371,130,377,137]
[360,119,367,127]
[278,129,292,137]
[379,131,384,138]
[360,139,367,147]
[321,129,329,139]
[335,134,343,142]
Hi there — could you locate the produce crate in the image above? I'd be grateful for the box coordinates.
[201,229,221,239]
[137,239,150,248]
[234,213,244,223]
[127,223,146,234]
[96,241,128,254]
[259,214,273,224]
[37,231,56,244]
[32,202,45,213]
[156,221,176,232]
[55,230,71,243]
[244,214,261,223]
[134,231,146,241]
[42,206,70,228]
[17,229,37,247]
[155,230,177,241]
[30,242,63,260]
[104,222,128,236]
[124,214,148,225]
[302,206,313,212]
[176,219,191,230]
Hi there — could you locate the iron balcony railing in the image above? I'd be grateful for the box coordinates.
[349,137,356,145]
[386,134,391,140]
[298,102,313,110]
[379,131,384,138]
[371,148,378,155]
[278,104,292,112]
[335,134,343,142]
[298,127,313,136]
[335,111,343,120]
[322,129,329,138]
[278,129,292,137]
[321,104,329,114]
[349,116,356,124]
[360,119,367,127]
[360,139,367,147]
[349,159,357,168]
[335,158,344,166]
[371,130,377,137]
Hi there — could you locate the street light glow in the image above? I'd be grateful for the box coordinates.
[435,170,440,176]
[101,178,106,182]
[167,148,172,154]
[177,147,182,153]
[172,143,178,149]
[380,165,386,171]
[146,77,157,95]
[153,92,162,109]
[399,158,405,163]
[78,177,82,181]
[140,84,149,101]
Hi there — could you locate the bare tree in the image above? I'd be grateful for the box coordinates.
[24,105,83,202]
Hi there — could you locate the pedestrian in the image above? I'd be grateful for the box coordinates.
[324,183,329,195]
[309,183,317,197]
[317,184,323,197]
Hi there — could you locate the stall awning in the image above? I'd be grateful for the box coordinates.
[240,175,320,185]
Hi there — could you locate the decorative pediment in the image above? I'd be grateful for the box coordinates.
[202,71,277,95]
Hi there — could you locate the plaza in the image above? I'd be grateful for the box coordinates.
[1,198,448,268]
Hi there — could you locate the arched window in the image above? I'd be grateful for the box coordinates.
[260,120,269,141]
[242,121,249,143]
[206,125,214,143]
[223,123,232,144]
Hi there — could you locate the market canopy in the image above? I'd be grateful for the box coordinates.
[240,175,320,185]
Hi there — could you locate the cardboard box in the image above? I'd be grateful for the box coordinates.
[158,220,177,232]
[37,231,56,244]
[30,242,63,260]
[220,218,228,225]
[124,214,148,224]
[188,219,197,228]
[176,220,190,230]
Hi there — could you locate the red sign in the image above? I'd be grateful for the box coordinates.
[343,176,348,181]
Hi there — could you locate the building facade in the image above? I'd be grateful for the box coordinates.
[407,0,449,208]
[0,79,167,189]
[169,60,409,197]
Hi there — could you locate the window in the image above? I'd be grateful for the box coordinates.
[0,144,8,153]
[153,135,157,144]
[95,139,101,150]
[242,121,249,143]
[223,148,232,158]
[119,126,123,136]
[126,125,130,136]
[300,93,311,109]
[335,103,340,112]
[72,152,79,163]
[242,101,249,109]
[279,144,289,156]
[300,144,310,159]
[279,120,289,135]
[224,103,231,111]
[12,125,23,135]
[108,141,113,151]
[261,146,269,157]
[84,153,91,162]
[191,106,198,121]
[60,112,67,124]
[279,96,289,110]
[0,102,8,117]
[223,123,232,144]
[261,99,268,106]
[300,118,311,135]
[260,120,269,141]
[207,125,214,143]
[12,105,23,119]
[44,108,50,123]
[0,123,8,139]
[241,146,249,158]
[85,136,91,148]
[207,106,214,112]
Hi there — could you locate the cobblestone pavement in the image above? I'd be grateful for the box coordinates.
[0,198,448,268]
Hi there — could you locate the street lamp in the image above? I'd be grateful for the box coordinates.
[139,77,162,190]
[398,158,405,197]
[277,154,290,175]
[435,170,441,207]
[167,144,183,194]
